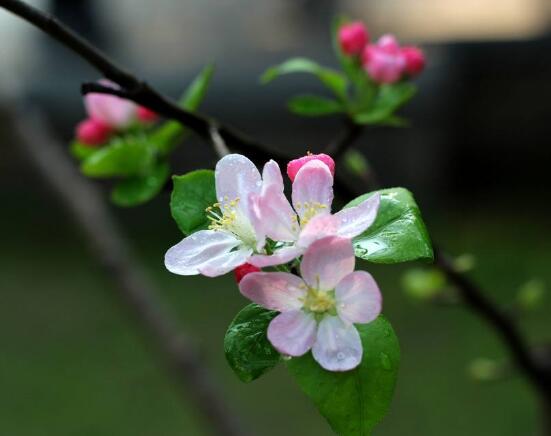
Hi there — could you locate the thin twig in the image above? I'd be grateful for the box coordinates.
[11,108,248,436]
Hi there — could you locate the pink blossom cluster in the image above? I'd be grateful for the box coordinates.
[338,21,425,84]
[75,79,158,147]
[165,153,383,371]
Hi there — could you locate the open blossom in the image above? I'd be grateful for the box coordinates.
[84,79,138,129]
[338,21,369,56]
[240,236,382,371]
[249,158,380,267]
[362,34,406,84]
[165,154,270,277]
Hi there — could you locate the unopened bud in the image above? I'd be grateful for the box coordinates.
[287,153,335,182]
[402,46,426,77]
[75,118,112,146]
[234,263,261,284]
[137,106,158,123]
[338,21,369,56]
[362,34,406,84]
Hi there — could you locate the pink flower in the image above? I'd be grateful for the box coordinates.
[362,34,406,84]
[165,154,269,277]
[75,118,112,146]
[338,21,369,56]
[234,263,261,284]
[240,236,382,371]
[137,105,158,123]
[402,46,425,77]
[249,159,380,268]
[286,153,335,183]
[84,79,138,129]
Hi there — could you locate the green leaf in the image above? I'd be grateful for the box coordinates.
[224,304,281,383]
[261,57,348,100]
[287,94,344,117]
[354,83,417,125]
[81,136,155,178]
[345,188,433,263]
[151,64,215,155]
[170,169,217,235]
[287,316,400,436]
[70,141,99,161]
[110,161,170,207]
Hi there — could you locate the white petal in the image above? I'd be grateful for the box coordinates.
[335,194,380,239]
[258,184,299,242]
[292,160,334,221]
[215,154,262,219]
[198,247,253,277]
[336,271,382,324]
[164,230,240,276]
[249,246,303,268]
[300,236,355,291]
[267,310,317,357]
[312,316,362,371]
[297,213,339,249]
[239,272,306,311]
[261,160,284,193]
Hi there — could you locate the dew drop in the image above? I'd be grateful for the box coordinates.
[337,352,346,361]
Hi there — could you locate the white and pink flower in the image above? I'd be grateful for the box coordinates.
[240,236,382,371]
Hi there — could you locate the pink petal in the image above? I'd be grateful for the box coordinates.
[84,80,137,128]
[312,316,362,371]
[334,193,380,239]
[261,160,284,193]
[300,236,355,291]
[249,246,303,268]
[297,213,339,249]
[257,183,298,242]
[336,271,382,324]
[215,154,262,220]
[239,272,306,311]
[164,230,241,276]
[287,153,335,183]
[197,248,253,277]
[292,160,334,222]
[267,310,317,357]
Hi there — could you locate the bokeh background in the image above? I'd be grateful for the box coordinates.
[1,0,551,435]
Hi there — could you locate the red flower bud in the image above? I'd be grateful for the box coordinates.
[286,153,335,183]
[234,263,261,284]
[338,21,369,56]
[76,118,112,146]
[402,46,426,77]
[137,106,158,123]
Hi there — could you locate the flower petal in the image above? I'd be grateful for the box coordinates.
[249,245,303,268]
[239,272,306,311]
[198,247,253,277]
[336,271,382,324]
[334,193,380,239]
[164,230,241,276]
[267,310,317,357]
[300,236,355,291]
[84,79,137,128]
[312,316,362,371]
[292,160,334,221]
[297,213,339,249]
[261,160,284,193]
[258,183,299,242]
[215,154,262,219]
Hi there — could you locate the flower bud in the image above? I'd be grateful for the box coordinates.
[338,21,369,56]
[75,118,112,146]
[234,263,261,284]
[362,34,406,84]
[402,46,426,77]
[137,105,158,123]
[84,79,138,129]
[287,153,335,182]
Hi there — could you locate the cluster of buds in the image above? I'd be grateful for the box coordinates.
[75,79,158,147]
[338,21,425,84]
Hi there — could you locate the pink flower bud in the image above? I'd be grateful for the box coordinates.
[286,153,335,183]
[75,118,112,146]
[84,79,138,129]
[234,263,261,284]
[137,106,158,123]
[362,34,406,84]
[402,46,426,77]
[338,21,369,56]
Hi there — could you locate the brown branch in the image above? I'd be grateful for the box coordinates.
[11,108,249,436]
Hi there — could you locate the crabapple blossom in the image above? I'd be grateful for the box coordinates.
[402,46,426,77]
[75,118,112,146]
[286,153,335,183]
[362,34,406,84]
[240,236,382,371]
[84,79,138,129]
[338,21,369,56]
[250,159,380,267]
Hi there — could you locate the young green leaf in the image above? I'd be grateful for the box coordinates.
[261,57,348,100]
[170,169,216,235]
[110,161,170,207]
[287,94,344,117]
[287,316,400,436]
[224,304,281,383]
[354,83,417,125]
[70,141,99,161]
[345,188,433,263]
[151,64,215,155]
[81,136,155,178]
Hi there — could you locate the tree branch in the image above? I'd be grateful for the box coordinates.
[11,108,249,436]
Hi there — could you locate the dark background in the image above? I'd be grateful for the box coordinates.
[1,0,550,435]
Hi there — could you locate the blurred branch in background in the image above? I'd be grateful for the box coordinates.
[11,108,248,436]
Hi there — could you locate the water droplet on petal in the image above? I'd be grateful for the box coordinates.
[337,352,346,361]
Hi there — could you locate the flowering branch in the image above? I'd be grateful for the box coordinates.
[11,108,249,436]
